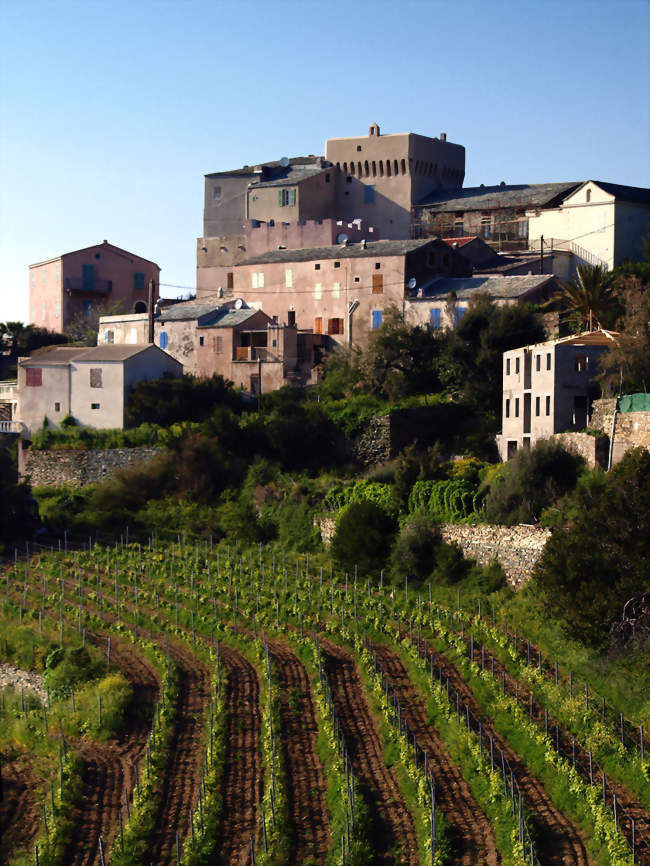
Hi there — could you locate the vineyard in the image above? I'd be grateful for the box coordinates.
[0,532,648,866]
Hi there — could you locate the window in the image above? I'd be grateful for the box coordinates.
[517,220,528,238]
[356,145,362,152]
[480,213,492,239]
[314,317,322,334]
[213,185,222,200]
[430,308,441,329]
[55,301,60,319]
[159,331,168,349]
[213,336,223,354]
[328,318,343,335]
[586,189,591,203]
[133,272,145,290]
[364,185,375,203]
[515,357,520,374]
[82,263,94,291]
[401,159,406,175]
[90,368,103,388]
[333,281,341,299]
[227,272,234,290]
[505,399,510,418]
[334,261,340,268]
[353,275,360,283]
[314,283,322,300]
[574,354,588,372]
[54,402,61,412]
[454,307,466,326]
[91,403,100,410]
[427,252,437,267]
[535,396,540,416]
[546,353,552,370]
[536,354,540,372]
[285,269,292,288]
[506,358,511,375]
[371,161,376,176]
[374,262,381,270]
[82,300,93,318]
[372,274,383,294]
[104,329,114,344]
[315,263,321,270]
[287,310,296,327]
[26,368,42,387]
[278,188,296,207]
[41,270,46,284]
[199,336,204,346]
[252,272,265,288]
[515,398,520,417]
[546,395,551,416]
[55,264,60,282]
[372,310,383,329]
[42,303,46,320]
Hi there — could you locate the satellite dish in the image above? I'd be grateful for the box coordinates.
[279,156,290,168]
[337,233,349,244]
[234,298,243,310]
[408,277,417,290]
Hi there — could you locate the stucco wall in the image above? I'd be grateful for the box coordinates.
[22,446,163,488]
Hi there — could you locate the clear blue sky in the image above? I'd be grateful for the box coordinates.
[1,0,648,324]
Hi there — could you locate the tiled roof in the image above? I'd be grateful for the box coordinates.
[20,345,159,365]
[250,166,329,188]
[442,236,478,248]
[205,156,323,178]
[414,275,555,301]
[202,309,264,329]
[19,347,82,365]
[416,182,580,212]
[30,241,160,269]
[156,296,223,321]
[242,238,433,266]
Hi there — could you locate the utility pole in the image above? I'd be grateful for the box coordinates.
[539,235,544,275]
[147,280,156,344]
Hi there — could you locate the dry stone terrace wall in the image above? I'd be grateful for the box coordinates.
[317,516,550,589]
[551,431,609,468]
[611,411,650,464]
[22,446,163,488]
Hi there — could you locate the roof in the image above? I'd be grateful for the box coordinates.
[20,345,164,366]
[30,240,160,269]
[504,329,618,354]
[414,274,555,301]
[416,182,580,212]
[156,295,223,321]
[249,166,328,189]
[442,236,478,248]
[578,181,650,205]
[205,155,323,179]
[243,238,433,266]
[200,308,264,329]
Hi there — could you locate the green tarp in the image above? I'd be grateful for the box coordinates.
[618,393,650,412]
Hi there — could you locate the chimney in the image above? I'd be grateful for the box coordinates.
[440,133,447,142]
[361,239,367,249]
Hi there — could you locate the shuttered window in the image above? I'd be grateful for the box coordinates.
[26,367,42,387]
[372,274,383,294]
[314,317,322,334]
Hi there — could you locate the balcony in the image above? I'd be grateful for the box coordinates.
[64,277,113,294]
[234,346,279,362]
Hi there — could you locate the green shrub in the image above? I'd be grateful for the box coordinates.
[330,501,397,578]
[44,646,101,698]
[388,511,440,585]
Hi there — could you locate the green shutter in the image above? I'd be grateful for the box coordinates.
[290,188,296,206]
[278,190,284,207]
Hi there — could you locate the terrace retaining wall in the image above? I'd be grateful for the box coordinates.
[21,447,163,488]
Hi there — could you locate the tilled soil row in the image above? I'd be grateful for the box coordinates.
[266,637,330,866]
[372,643,500,866]
[410,633,590,866]
[319,636,420,866]
[214,643,262,866]
[0,749,42,861]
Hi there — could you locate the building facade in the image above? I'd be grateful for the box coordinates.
[496,331,616,460]
[17,344,181,437]
[29,241,160,333]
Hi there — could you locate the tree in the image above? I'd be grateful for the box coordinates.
[64,300,128,346]
[330,501,397,578]
[598,276,650,394]
[559,264,620,331]
[535,448,650,646]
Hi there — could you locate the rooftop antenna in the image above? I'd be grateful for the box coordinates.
[279,156,289,168]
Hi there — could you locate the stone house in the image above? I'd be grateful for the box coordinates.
[496,330,617,460]
[29,240,160,333]
[17,344,182,437]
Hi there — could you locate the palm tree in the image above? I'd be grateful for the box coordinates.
[560,264,619,331]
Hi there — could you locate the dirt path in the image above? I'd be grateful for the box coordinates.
[319,636,419,866]
[465,635,650,863]
[266,637,330,865]
[145,641,210,866]
[373,643,500,866]
[0,748,42,861]
[418,636,590,866]
[62,633,160,866]
[213,643,262,866]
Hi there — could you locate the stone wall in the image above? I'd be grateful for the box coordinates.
[22,447,163,488]
[351,416,392,466]
[439,523,551,590]
[588,397,617,434]
[551,432,609,468]
[316,515,550,590]
[611,411,650,465]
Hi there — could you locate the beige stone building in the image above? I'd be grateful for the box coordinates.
[17,345,182,437]
[497,330,616,460]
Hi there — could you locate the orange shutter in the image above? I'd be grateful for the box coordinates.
[314,317,322,334]
[372,274,383,294]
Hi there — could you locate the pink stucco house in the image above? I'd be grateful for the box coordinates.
[29,240,160,333]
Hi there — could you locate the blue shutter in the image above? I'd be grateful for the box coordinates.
[372,310,383,329]
[364,185,375,204]
[429,308,441,329]
[454,307,466,326]
[82,264,94,291]
[160,331,168,349]
[133,272,145,290]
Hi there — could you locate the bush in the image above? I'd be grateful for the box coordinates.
[388,511,440,585]
[330,501,397,578]
[44,646,101,698]
[484,439,584,525]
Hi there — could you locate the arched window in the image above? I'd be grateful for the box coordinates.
[336,162,340,170]
[343,162,348,173]
[394,159,399,175]
[372,160,376,176]
[364,160,369,177]
[415,160,420,174]
[386,160,391,177]
[358,161,362,176]
[379,160,384,176]
[134,301,147,313]
[586,189,591,202]
[350,162,355,175]
[401,159,406,175]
